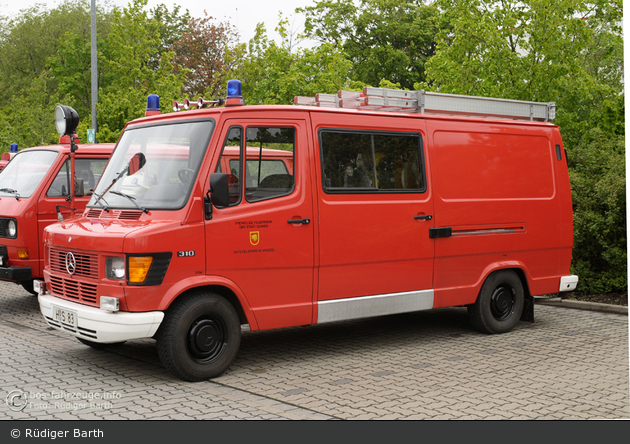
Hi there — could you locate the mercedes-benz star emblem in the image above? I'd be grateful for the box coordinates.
[65,252,77,275]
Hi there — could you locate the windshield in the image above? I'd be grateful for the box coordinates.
[0,150,59,199]
[88,120,214,211]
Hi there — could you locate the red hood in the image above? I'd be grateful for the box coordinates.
[43,216,158,253]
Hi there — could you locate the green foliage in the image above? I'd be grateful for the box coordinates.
[172,13,240,98]
[569,128,626,294]
[299,0,441,89]
[96,0,188,142]
[0,0,189,147]
[225,18,355,105]
[424,0,626,294]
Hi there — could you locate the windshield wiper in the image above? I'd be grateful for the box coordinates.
[91,191,110,212]
[0,188,20,200]
[110,191,149,214]
[93,170,126,207]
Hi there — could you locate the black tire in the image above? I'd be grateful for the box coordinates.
[468,270,524,334]
[20,280,37,296]
[156,291,241,381]
[77,338,126,348]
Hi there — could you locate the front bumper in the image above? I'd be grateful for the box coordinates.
[39,294,164,343]
[0,265,31,282]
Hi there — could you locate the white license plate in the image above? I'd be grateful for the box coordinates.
[52,305,78,328]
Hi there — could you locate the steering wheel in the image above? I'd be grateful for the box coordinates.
[178,168,195,184]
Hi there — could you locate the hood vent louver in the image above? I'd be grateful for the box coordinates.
[85,209,143,221]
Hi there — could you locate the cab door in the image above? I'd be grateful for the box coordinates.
[204,118,315,330]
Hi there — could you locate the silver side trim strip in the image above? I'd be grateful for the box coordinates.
[317,290,434,324]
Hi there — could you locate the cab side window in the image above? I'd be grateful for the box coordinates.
[215,126,243,206]
[47,158,109,197]
[320,130,425,193]
[245,127,295,203]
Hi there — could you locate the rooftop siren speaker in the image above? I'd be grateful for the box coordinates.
[197,97,211,108]
[172,101,185,112]
[183,99,198,110]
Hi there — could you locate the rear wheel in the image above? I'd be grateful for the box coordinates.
[468,270,524,334]
[156,291,241,381]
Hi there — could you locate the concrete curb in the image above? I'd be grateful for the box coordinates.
[535,297,628,315]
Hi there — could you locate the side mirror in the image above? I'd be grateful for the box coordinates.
[209,173,230,208]
[128,152,146,176]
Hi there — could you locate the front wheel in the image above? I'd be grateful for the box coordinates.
[468,270,524,334]
[156,291,241,381]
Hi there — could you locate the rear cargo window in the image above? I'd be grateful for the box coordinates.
[320,130,425,193]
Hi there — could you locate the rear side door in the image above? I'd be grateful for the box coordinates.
[312,113,435,322]
[204,118,315,330]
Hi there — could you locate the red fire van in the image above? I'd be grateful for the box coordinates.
[36,83,578,381]
[0,142,114,294]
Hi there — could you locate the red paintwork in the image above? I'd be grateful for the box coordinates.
[0,143,114,284]
[42,105,574,331]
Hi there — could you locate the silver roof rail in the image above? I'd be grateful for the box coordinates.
[295,87,555,122]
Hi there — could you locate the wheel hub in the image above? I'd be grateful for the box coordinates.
[188,318,226,362]
[490,285,515,321]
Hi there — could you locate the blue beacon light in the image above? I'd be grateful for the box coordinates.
[146,94,161,116]
[225,80,244,106]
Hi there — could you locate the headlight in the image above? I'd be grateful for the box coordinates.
[105,257,125,280]
[54,105,79,136]
[7,219,17,238]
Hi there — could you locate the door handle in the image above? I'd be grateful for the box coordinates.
[414,215,433,221]
[288,218,310,224]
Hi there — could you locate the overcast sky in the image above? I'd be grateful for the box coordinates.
[0,0,319,45]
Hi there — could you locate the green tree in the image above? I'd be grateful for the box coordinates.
[0,1,99,103]
[47,5,113,120]
[299,0,441,89]
[569,128,626,294]
[424,0,625,294]
[172,13,240,98]
[96,0,187,142]
[224,17,355,105]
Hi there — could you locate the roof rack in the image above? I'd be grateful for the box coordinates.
[294,87,555,122]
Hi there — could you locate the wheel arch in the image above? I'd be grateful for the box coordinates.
[475,262,532,302]
[156,276,259,330]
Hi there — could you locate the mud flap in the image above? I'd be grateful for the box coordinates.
[520,294,534,322]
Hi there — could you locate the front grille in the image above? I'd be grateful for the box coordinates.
[49,275,98,306]
[0,218,7,238]
[49,248,98,279]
